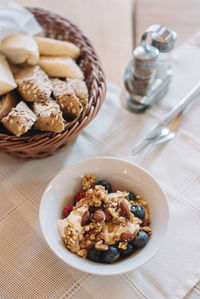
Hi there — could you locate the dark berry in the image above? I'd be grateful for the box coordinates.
[95,180,112,193]
[130,204,145,220]
[88,248,103,262]
[128,192,136,201]
[119,243,135,256]
[74,190,86,203]
[63,205,73,217]
[103,246,120,263]
[133,231,148,248]
[89,206,98,213]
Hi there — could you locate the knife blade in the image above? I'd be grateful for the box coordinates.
[131,80,200,155]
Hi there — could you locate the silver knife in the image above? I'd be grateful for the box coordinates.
[131,80,200,155]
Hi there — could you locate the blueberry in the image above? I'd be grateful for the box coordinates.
[95,180,112,193]
[128,192,136,201]
[119,243,135,256]
[103,246,120,263]
[133,231,148,248]
[130,204,145,220]
[89,206,98,213]
[88,248,103,262]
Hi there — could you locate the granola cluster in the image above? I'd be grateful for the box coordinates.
[57,174,151,263]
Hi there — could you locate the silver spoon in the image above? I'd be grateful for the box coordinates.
[131,80,200,155]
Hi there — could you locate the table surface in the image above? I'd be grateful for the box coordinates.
[15,0,200,87]
[1,2,200,298]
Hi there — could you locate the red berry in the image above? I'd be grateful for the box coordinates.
[63,205,73,217]
[74,190,86,203]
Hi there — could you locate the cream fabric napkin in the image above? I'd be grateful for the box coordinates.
[1,33,200,299]
[0,0,42,41]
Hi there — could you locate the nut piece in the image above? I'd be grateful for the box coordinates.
[95,241,108,251]
[85,185,107,208]
[120,199,131,219]
[118,241,128,250]
[81,174,96,191]
[94,209,105,222]
[120,232,135,242]
[81,210,90,226]
[77,249,87,258]
[105,208,112,222]
[107,207,118,218]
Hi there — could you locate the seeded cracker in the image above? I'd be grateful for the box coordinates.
[1,101,37,136]
[51,78,83,118]
[15,65,52,102]
[0,91,18,121]
[33,99,65,133]
[67,78,88,108]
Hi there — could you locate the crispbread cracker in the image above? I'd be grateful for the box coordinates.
[1,101,37,136]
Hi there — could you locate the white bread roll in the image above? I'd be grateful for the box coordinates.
[35,36,80,59]
[0,53,17,96]
[38,56,84,79]
[0,33,39,65]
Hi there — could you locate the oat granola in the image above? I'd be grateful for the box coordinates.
[57,175,151,264]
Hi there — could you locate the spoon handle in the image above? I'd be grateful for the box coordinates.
[131,81,200,155]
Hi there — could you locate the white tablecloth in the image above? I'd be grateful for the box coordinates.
[1,32,200,299]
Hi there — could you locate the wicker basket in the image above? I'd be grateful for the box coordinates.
[0,8,106,159]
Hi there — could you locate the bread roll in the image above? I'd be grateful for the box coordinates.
[34,36,80,59]
[0,53,17,96]
[38,56,84,79]
[0,33,39,65]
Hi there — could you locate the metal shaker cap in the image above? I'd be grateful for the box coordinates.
[152,28,177,52]
[133,44,159,79]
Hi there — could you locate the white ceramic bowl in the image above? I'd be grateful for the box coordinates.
[39,156,169,275]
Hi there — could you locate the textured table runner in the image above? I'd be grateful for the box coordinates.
[1,33,200,299]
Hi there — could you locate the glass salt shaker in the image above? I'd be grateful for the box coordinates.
[122,25,177,113]
[123,43,159,111]
[152,29,177,79]
[132,44,159,96]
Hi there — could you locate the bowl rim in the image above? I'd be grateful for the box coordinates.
[39,156,169,275]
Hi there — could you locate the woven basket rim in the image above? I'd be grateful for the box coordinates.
[0,7,106,158]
